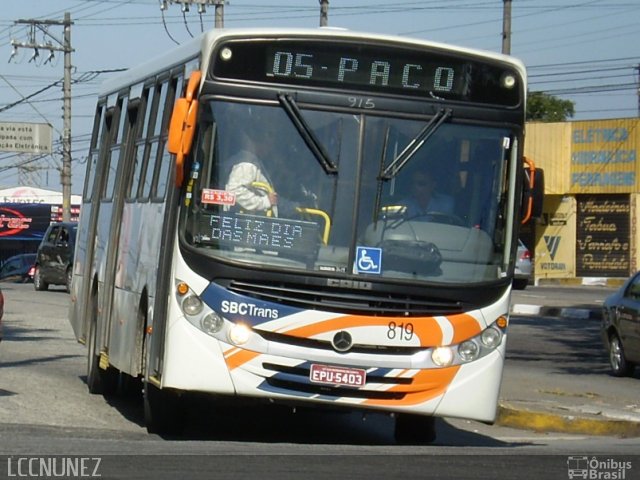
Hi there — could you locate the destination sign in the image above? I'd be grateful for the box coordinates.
[196,212,320,260]
[212,39,521,107]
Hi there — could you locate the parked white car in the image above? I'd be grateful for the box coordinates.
[514,239,532,290]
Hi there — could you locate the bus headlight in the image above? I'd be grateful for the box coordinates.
[176,280,227,339]
[229,323,251,346]
[181,294,203,316]
[481,327,502,349]
[432,346,454,367]
[458,340,480,362]
[202,312,224,335]
[427,319,506,368]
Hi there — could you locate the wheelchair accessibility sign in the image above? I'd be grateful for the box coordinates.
[355,246,382,274]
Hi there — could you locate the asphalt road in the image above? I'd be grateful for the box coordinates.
[1,282,639,480]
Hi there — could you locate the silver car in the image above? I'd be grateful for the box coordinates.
[601,272,640,377]
[514,239,532,290]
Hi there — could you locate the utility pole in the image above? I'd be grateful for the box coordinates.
[12,13,74,221]
[319,0,329,27]
[501,0,512,55]
[160,1,225,27]
[214,0,224,28]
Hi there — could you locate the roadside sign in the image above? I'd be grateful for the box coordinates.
[0,122,52,154]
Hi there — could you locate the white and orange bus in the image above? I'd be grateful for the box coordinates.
[69,27,542,442]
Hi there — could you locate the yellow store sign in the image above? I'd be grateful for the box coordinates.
[570,119,638,194]
[535,195,576,279]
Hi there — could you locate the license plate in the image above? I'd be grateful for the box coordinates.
[309,364,366,388]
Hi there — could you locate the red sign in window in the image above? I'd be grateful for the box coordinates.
[201,189,236,206]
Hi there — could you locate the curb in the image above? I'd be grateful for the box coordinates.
[496,404,640,437]
[510,304,602,320]
[535,278,626,288]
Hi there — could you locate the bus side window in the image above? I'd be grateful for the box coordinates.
[132,86,156,201]
[103,97,128,202]
[127,88,151,200]
[140,81,167,199]
[153,75,183,200]
[84,104,107,203]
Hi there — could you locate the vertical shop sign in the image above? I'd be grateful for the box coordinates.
[576,195,630,277]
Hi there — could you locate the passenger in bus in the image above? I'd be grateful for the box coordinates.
[400,170,455,218]
[224,129,298,217]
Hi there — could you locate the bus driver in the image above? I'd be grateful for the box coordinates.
[401,170,455,218]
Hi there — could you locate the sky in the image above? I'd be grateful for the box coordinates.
[0,0,638,193]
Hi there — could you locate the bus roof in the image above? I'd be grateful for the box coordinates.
[98,27,526,97]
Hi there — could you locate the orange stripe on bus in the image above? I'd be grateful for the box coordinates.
[363,366,459,407]
[223,346,241,358]
[448,313,482,344]
[224,349,261,371]
[283,315,443,346]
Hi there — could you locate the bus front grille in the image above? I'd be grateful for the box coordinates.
[257,330,424,355]
[221,279,466,316]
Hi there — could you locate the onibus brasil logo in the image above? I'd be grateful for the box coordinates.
[567,456,632,479]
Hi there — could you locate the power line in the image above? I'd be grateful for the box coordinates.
[534,82,637,96]
[1,0,637,126]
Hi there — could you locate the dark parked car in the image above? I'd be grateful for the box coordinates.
[34,222,77,293]
[601,272,640,377]
[0,253,37,283]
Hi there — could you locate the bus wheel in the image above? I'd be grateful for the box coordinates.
[86,296,118,395]
[394,413,437,444]
[143,382,185,435]
[65,267,73,293]
[141,316,185,435]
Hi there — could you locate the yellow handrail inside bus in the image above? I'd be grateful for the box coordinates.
[380,205,407,217]
[296,208,331,245]
[250,182,330,242]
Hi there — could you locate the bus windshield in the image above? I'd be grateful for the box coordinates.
[181,99,515,285]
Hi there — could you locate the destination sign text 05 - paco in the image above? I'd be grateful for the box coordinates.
[211,39,521,106]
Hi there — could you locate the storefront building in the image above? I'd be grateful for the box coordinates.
[524,118,639,284]
[0,187,80,264]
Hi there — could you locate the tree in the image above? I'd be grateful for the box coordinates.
[526,92,575,122]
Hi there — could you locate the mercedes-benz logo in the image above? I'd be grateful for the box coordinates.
[332,331,353,353]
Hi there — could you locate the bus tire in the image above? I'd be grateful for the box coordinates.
[141,311,185,435]
[394,413,437,444]
[86,295,118,395]
[65,267,73,293]
[143,382,185,435]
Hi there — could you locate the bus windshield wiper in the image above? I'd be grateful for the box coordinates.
[380,108,452,180]
[277,93,338,175]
